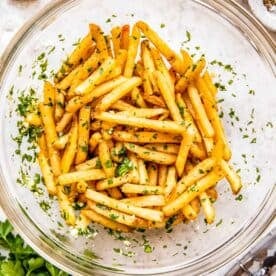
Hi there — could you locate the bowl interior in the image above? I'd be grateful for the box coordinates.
[0,0,275,275]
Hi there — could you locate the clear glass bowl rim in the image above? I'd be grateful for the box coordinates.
[0,0,275,275]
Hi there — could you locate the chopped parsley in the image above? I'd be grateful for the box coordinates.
[235,194,243,201]
[115,158,133,177]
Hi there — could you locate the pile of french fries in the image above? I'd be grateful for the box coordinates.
[27,21,242,233]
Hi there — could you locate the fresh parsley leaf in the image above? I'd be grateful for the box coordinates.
[115,158,133,177]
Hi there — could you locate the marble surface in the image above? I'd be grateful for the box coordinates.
[0,1,274,275]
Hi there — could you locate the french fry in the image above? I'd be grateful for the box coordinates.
[128,153,140,183]
[118,108,166,118]
[121,195,165,207]
[75,211,91,232]
[43,81,55,107]
[220,160,242,194]
[60,117,78,173]
[82,209,130,232]
[76,180,88,193]
[111,100,136,111]
[190,142,207,160]
[175,58,206,93]
[199,192,215,224]
[124,143,176,165]
[98,140,115,178]
[137,159,149,184]
[94,112,187,134]
[131,87,147,107]
[187,85,214,138]
[183,204,198,220]
[136,21,177,63]
[145,143,179,154]
[155,71,182,121]
[66,76,127,113]
[121,184,164,195]
[88,200,145,227]
[85,189,164,222]
[163,169,224,216]
[120,24,130,50]
[173,158,215,198]
[58,169,106,185]
[37,151,56,195]
[105,35,113,57]
[75,106,90,164]
[96,173,135,190]
[144,95,166,107]
[55,33,95,82]
[37,133,48,157]
[96,77,142,111]
[206,187,218,203]
[175,133,193,177]
[75,157,100,171]
[55,113,72,133]
[115,49,128,72]
[53,134,69,150]
[164,166,177,198]
[54,89,65,122]
[75,57,116,95]
[89,132,101,152]
[112,131,182,144]
[124,25,140,77]
[56,66,81,90]
[107,187,123,199]
[190,197,201,214]
[203,71,217,96]
[57,186,76,225]
[158,165,168,187]
[147,163,158,186]
[180,49,193,74]
[111,26,121,57]
[39,103,61,176]
[25,113,42,126]
[89,24,109,61]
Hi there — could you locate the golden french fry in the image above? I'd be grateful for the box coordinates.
[75,57,116,95]
[96,77,142,111]
[131,87,147,107]
[96,173,135,190]
[89,132,101,152]
[190,142,207,160]
[124,25,140,77]
[56,112,73,133]
[120,24,130,49]
[175,58,206,93]
[53,134,69,150]
[37,151,56,195]
[145,143,179,155]
[94,112,187,134]
[136,21,177,63]
[199,192,215,224]
[54,89,65,122]
[38,133,48,158]
[121,195,165,207]
[43,81,55,107]
[187,85,214,138]
[206,187,218,202]
[203,71,217,96]
[158,165,168,187]
[124,143,176,165]
[58,169,106,185]
[85,189,164,222]
[98,140,115,178]
[164,166,177,198]
[144,95,166,107]
[112,131,182,144]
[118,108,166,118]
[111,99,136,111]
[82,209,130,232]
[121,184,164,195]
[128,152,140,183]
[115,49,127,72]
[220,160,242,194]
[190,197,201,214]
[107,187,123,199]
[55,33,95,82]
[111,26,121,57]
[163,170,224,216]
[183,204,198,220]
[105,35,113,57]
[175,133,193,177]
[137,159,149,184]
[39,103,61,176]
[76,180,88,193]
[75,157,100,171]
[89,24,109,61]
[75,106,90,164]
[180,49,193,74]
[56,66,81,91]
[66,76,127,113]
[147,163,158,186]
[155,71,182,122]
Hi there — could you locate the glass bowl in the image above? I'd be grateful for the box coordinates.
[0,0,275,275]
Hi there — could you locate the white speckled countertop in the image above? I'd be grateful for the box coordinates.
[0,1,275,275]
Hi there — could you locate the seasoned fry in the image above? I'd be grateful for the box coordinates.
[54,89,65,122]
[115,49,128,71]
[58,169,106,185]
[144,95,166,107]
[111,26,121,56]
[200,192,215,224]
[164,166,177,198]
[98,140,115,178]
[85,189,164,222]
[107,187,123,199]
[121,195,165,207]
[121,184,164,195]
[75,106,90,164]
[75,157,100,171]
[118,108,166,118]
[145,143,179,154]
[120,24,130,50]
[203,71,217,96]
[163,170,224,216]
[75,57,116,95]
[137,159,149,184]
[25,113,42,126]
[128,153,140,183]
[183,204,198,220]
[96,77,142,111]
[94,112,187,134]
[112,131,181,144]
[124,25,140,77]
[89,132,101,152]
[56,112,73,133]
[124,143,176,165]
[158,165,168,187]
[53,134,69,150]
[131,87,147,107]
[111,99,136,111]
[147,163,158,186]
[96,173,135,190]
[38,133,48,157]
